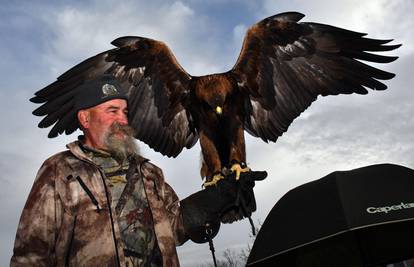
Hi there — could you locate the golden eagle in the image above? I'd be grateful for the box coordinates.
[31,12,400,185]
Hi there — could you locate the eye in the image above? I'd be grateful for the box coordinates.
[203,101,211,110]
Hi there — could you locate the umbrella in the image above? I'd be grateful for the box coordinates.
[247,163,414,267]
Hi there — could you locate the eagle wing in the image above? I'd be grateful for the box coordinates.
[230,12,400,142]
[31,36,198,157]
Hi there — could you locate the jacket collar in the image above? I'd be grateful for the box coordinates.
[66,140,94,163]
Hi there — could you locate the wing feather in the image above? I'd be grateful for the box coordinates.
[231,12,400,141]
[32,36,198,157]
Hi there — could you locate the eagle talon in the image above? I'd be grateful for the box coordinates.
[230,163,250,180]
[203,173,225,187]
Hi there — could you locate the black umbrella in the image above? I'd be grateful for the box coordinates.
[247,163,414,267]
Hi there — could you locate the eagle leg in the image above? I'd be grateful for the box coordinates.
[199,130,222,178]
[229,127,249,180]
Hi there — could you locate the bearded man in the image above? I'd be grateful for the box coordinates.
[11,75,265,267]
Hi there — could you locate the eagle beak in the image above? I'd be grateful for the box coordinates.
[215,106,223,115]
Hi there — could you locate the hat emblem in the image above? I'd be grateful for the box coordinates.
[102,83,118,97]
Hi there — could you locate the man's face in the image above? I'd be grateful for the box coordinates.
[79,99,129,150]
[88,98,128,139]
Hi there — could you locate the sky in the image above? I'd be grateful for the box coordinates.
[1,0,413,266]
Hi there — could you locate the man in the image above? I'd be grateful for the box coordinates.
[11,75,265,267]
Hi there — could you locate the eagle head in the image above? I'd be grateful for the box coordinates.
[208,94,225,115]
[196,75,233,115]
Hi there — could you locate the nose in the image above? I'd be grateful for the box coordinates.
[117,112,128,125]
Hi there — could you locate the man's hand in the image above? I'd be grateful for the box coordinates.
[180,170,267,243]
[220,170,267,223]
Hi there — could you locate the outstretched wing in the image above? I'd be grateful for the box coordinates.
[31,36,198,157]
[230,12,400,142]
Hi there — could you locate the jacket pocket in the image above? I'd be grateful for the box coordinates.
[65,174,102,213]
[74,175,101,212]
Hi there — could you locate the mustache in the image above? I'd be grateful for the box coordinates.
[108,123,135,137]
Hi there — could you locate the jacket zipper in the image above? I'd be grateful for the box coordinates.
[75,176,101,212]
[65,214,77,267]
[98,168,121,267]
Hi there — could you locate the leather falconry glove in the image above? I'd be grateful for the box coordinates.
[180,170,267,244]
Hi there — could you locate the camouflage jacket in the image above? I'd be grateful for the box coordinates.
[11,141,188,267]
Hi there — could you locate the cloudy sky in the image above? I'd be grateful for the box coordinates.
[1,0,413,265]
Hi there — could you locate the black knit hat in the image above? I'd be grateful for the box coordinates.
[31,74,129,138]
[74,74,128,111]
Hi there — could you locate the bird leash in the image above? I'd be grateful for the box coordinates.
[204,212,254,267]
[205,222,218,267]
[235,181,256,236]
[204,181,257,267]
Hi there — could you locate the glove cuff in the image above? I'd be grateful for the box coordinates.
[180,197,220,243]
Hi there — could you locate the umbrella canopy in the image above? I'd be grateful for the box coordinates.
[247,163,414,267]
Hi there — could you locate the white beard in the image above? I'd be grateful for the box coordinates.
[103,123,140,162]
